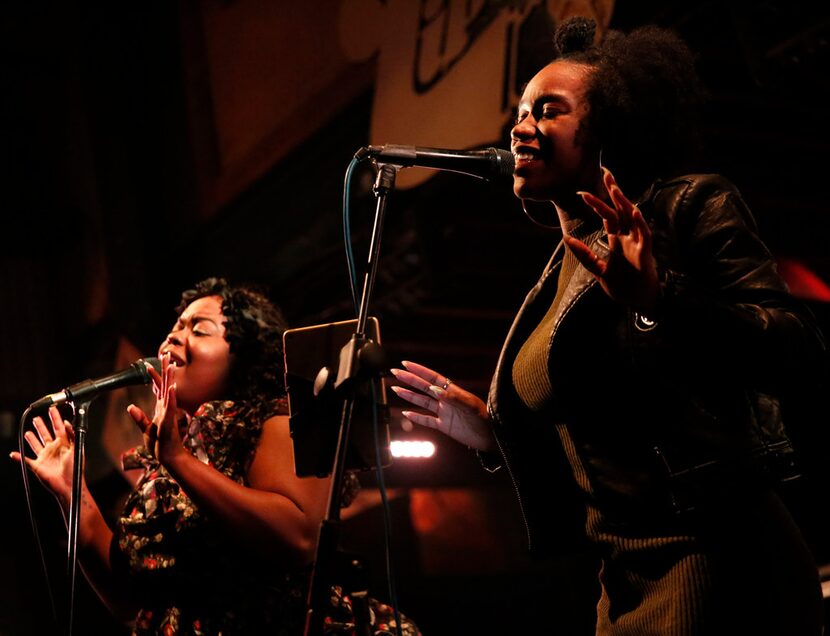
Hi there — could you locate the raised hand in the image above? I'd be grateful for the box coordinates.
[390,361,495,452]
[565,167,659,312]
[127,352,185,464]
[10,406,76,505]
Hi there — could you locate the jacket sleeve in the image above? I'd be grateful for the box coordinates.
[640,175,826,392]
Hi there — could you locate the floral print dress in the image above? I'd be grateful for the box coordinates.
[115,399,420,636]
[116,399,308,635]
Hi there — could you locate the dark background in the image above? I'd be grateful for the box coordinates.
[2,1,829,634]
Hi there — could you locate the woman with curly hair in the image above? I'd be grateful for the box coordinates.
[392,16,825,635]
[13,277,417,635]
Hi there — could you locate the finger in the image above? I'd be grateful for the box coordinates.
[148,353,167,400]
[428,385,447,399]
[48,406,69,442]
[601,165,619,193]
[129,404,157,453]
[401,410,442,431]
[159,363,171,411]
[390,386,438,413]
[630,214,641,243]
[609,186,633,234]
[632,207,652,253]
[24,430,44,454]
[159,353,169,397]
[602,167,636,233]
[428,385,469,412]
[9,451,37,472]
[147,361,163,377]
[563,235,607,278]
[127,404,154,434]
[152,354,167,394]
[390,368,434,395]
[163,361,176,409]
[32,416,54,446]
[158,352,170,394]
[400,360,445,386]
[147,364,163,392]
[168,382,177,416]
[578,191,619,234]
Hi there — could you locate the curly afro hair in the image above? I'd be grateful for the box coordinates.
[551,16,707,197]
[176,277,288,407]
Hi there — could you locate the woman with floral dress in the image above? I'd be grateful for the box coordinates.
[14,277,419,635]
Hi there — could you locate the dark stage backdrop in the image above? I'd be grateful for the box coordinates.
[2,2,829,634]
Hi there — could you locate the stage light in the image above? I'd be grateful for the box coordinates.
[390,440,436,458]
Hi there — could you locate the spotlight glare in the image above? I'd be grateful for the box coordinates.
[390,440,436,458]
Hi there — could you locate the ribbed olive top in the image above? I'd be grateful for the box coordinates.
[512,223,595,412]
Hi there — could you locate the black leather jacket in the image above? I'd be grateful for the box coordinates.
[486,174,826,555]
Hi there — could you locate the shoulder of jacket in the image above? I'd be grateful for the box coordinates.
[644,173,759,237]
[650,173,741,203]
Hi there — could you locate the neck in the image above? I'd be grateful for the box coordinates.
[552,169,606,236]
[554,194,597,237]
[553,207,581,236]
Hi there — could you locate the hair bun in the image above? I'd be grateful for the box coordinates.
[553,16,596,55]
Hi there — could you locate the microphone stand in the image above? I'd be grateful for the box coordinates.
[304,163,397,636]
[67,399,92,636]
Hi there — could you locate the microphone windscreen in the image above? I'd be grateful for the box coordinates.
[491,148,515,179]
[141,357,162,375]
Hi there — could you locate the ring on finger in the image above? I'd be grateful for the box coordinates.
[441,378,453,391]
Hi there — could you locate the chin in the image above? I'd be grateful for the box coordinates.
[513,174,552,201]
[513,177,533,200]
[515,184,549,203]
[173,387,200,415]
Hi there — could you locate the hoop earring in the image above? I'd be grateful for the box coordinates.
[521,199,561,230]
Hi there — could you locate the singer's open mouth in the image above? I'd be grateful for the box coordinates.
[512,145,541,167]
[513,153,542,172]
[514,155,538,169]
[162,351,186,367]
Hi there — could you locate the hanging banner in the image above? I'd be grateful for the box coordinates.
[339,0,615,187]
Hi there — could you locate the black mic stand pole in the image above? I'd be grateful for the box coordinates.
[304,163,397,636]
[66,398,92,636]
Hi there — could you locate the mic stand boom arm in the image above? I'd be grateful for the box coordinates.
[303,163,397,636]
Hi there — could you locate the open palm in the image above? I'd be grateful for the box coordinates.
[565,167,658,312]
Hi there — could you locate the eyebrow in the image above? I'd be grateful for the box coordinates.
[519,92,571,111]
[176,313,222,327]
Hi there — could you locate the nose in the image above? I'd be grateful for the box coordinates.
[166,331,182,346]
[511,115,536,144]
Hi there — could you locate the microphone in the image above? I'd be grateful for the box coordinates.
[30,357,162,410]
[356,144,515,181]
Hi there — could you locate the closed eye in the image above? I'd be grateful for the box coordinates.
[541,105,563,120]
[191,316,219,336]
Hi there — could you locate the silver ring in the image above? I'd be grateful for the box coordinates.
[441,378,452,391]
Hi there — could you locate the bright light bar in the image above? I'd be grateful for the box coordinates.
[390,440,436,458]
